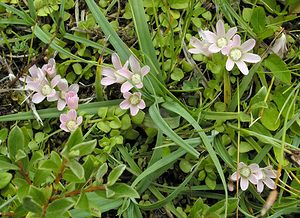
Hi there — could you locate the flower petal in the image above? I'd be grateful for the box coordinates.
[60,114,69,123]
[216,20,225,36]
[120,100,130,109]
[60,123,70,132]
[236,60,249,75]
[130,105,139,116]
[141,65,150,76]
[242,53,261,63]
[263,177,275,189]
[129,55,141,74]
[208,44,222,53]
[51,75,61,87]
[123,92,131,99]
[112,53,122,69]
[226,27,237,40]
[101,77,115,86]
[121,81,133,93]
[241,39,256,52]
[138,99,146,109]
[240,177,249,191]
[230,172,240,181]
[257,181,264,193]
[232,35,241,47]
[102,67,115,77]
[202,30,217,43]
[69,84,79,93]
[226,58,235,71]
[32,92,45,104]
[57,99,66,111]
[248,174,258,185]
[57,79,68,91]
[77,116,83,125]
[68,109,77,120]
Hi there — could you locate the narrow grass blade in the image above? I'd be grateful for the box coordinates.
[0,2,34,26]
[149,104,200,158]
[27,0,37,20]
[128,0,161,75]
[0,100,121,122]
[162,101,228,216]
[85,0,132,61]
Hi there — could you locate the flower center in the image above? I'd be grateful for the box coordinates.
[240,167,251,178]
[229,48,242,61]
[129,94,140,105]
[60,91,66,99]
[132,74,141,85]
[41,84,52,96]
[217,37,227,48]
[67,120,77,131]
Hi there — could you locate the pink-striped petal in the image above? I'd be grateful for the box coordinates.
[226,58,235,71]
[232,35,241,47]
[120,99,130,109]
[130,105,139,116]
[129,55,141,74]
[141,65,150,76]
[240,177,249,191]
[242,53,261,63]
[57,79,68,91]
[257,181,264,193]
[112,53,122,69]
[101,77,116,86]
[57,99,66,111]
[216,20,225,36]
[121,81,133,93]
[202,30,217,43]
[138,99,146,109]
[60,114,69,123]
[69,84,79,93]
[230,172,240,181]
[77,116,83,125]
[226,27,237,40]
[236,60,249,75]
[68,109,77,120]
[32,92,45,104]
[241,39,256,52]
[263,177,275,189]
[60,123,70,132]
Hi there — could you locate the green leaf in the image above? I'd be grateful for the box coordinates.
[261,103,280,131]
[239,141,254,153]
[97,120,111,133]
[0,160,19,171]
[23,196,42,213]
[0,128,8,143]
[107,183,140,198]
[62,128,83,156]
[250,6,266,35]
[205,176,216,190]
[68,160,85,180]
[107,164,126,186]
[167,0,188,9]
[109,116,122,129]
[131,110,145,125]
[171,68,184,81]
[8,126,25,161]
[70,139,97,156]
[46,198,74,217]
[0,172,12,189]
[96,163,108,181]
[263,54,291,84]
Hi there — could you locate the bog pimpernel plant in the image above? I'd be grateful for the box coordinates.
[0,0,299,217]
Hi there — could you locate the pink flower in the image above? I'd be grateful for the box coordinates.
[119,92,145,116]
[20,65,45,90]
[271,33,287,58]
[60,109,83,132]
[224,35,261,75]
[230,162,263,191]
[31,75,61,104]
[56,79,79,111]
[66,91,79,110]
[202,20,237,54]
[120,55,150,93]
[188,32,212,57]
[101,53,129,86]
[256,166,277,193]
[42,58,56,78]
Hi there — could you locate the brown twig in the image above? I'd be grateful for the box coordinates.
[0,212,16,217]
[17,161,32,185]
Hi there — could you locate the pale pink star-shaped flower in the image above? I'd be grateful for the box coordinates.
[230,162,263,191]
[223,35,261,75]
[271,33,288,58]
[20,65,45,91]
[188,30,212,57]
[121,55,150,93]
[60,109,83,132]
[31,75,61,104]
[42,58,56,79]
[256,166,277,193]
[119,92,145,116]
[101,53,129,86]
[202,20,237,54]
[56,79,79,111]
